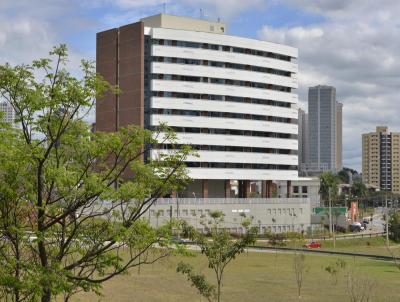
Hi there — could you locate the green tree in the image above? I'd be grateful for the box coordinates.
[319,172,340,206]
[389,211,400,242]
[338,167,359,184]
[338,169,350,184]
[177,211,257,302]
[350,179,367,199]
[0,45,191,302]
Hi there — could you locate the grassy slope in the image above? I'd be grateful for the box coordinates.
[73,250,400,302]
[254,237,400,257]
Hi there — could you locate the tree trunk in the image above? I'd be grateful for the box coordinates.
[41,289,51,302]
[217,273,222,302]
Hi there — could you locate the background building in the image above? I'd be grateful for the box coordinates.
[298,108,308,169]
[96,13,300,198]
[0,102,15,125]
[307,85,342,173]
[277,178,320,208]
[362,126,400,193]
[336,102,343,170]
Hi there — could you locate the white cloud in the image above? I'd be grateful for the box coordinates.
[99,0,266,22]
[259,1,400,171]
[2,0,398,171]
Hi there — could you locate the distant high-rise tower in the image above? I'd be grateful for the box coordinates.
[298,108,308,168]
[362,126,400,193]
[307,85,342,172]
[0,102,15,125]
[336,102,343,170]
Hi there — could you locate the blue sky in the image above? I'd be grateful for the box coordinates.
[1,0,400,171]
[62,1,326,56]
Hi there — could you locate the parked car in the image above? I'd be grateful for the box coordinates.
[303,241,321,249]
[350,222,365,232]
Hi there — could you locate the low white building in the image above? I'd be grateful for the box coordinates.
[276,178,320,208]
[148,197,311,234]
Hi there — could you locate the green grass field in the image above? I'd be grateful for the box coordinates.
[255,236,400,257]
[319,236,400,256]
[72,248,400,302]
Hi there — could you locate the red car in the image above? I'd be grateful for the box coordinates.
[303,241,321,249]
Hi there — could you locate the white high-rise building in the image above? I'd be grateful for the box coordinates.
[0,102,15,125]
[96,14,299,198]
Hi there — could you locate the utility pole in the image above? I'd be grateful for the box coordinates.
[385,135,390,246]
[329,187,333,236]
[176,192,179,219]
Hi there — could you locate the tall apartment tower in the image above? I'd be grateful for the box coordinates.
[336,102,343,170]
[0,102,15,125]
[298,108,308,168]
[96,14,299,198]
[362,126,400,193]
[307,85,342,172]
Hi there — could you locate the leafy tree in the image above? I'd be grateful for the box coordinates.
[389,211,400,242]
[338,167,359,184]
[0,45,191,302]
[177,211,257,302]
[351,179,367,199]
[338,169,351,184]
[176,262,216,302]
[319,172,340,206]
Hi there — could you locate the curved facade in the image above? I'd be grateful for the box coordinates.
[96,14,299,198]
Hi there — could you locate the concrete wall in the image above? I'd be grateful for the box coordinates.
[277,179,320,208]
[148,198,311,234]
[141,13,226,34]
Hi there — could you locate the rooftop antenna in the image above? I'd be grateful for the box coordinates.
[217,17,220,23]
[200,8,204,19]
[162,2,166,14]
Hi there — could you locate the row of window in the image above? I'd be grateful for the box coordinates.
[153,56,291,77]
[293,186,308,194]
[267,208,303,215]
[160,126,297,140]
[152,91,292,108]
[157,144,297,155]
[152,108,294,124]
[185,162,297,170]
[152,39,292,62]
[150,208,303,217]
[152,74,292,93]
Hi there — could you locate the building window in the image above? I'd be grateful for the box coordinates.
[293,186,299,194]
[302,186,308,194]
